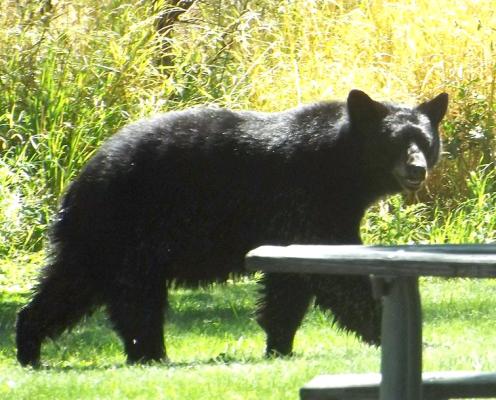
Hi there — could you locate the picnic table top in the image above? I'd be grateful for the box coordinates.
[245,244,496,278]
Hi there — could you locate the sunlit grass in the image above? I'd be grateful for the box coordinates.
[0,0,495,254]
[1,270,496,399]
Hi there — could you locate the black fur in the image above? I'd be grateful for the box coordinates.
[16,90,448,366]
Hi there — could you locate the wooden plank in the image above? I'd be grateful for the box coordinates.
[300,372,496,399]
[245,245,496,278]
[423,371,496,399]
[300,373,379,399]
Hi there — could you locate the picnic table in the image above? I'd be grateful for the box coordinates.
[245,244,496,400]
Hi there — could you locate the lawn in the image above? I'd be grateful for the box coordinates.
[1,258,496,399]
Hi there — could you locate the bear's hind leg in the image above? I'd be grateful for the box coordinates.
[105,276,168,364]
[256,273,313,357]
[16,263,100,367]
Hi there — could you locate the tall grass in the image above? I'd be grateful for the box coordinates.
[0,0,495,255]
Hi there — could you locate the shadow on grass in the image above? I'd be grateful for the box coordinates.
[421,279,496,325]
[0,293,24,358]
[4,279,495,370]
[29,349,280,373]
[0,282,263,368]
[167,283,260,336]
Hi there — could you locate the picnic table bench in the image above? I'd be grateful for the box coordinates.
[245,244,496,400]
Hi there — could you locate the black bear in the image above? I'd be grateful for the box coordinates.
[17,90,448,366]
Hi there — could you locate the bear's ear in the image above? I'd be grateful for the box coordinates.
[347,89,389,126]
[416,93,449,126]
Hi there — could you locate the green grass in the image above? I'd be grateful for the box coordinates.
[1,262,496,399]
[1,0,495,255]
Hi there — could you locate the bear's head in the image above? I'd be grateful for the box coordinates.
[347,89,448,193]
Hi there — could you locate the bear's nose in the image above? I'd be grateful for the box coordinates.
[406,164,426,181]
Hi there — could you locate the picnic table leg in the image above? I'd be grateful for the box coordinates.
[379,276,422,400]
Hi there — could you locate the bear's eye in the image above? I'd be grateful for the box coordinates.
[412,133,431,154]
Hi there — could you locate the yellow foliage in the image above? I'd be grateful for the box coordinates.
[234,0,496,108]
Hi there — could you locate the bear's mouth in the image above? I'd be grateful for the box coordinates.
[392,158,428,193]
[394,173,426,192]
[402,178,424,191]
